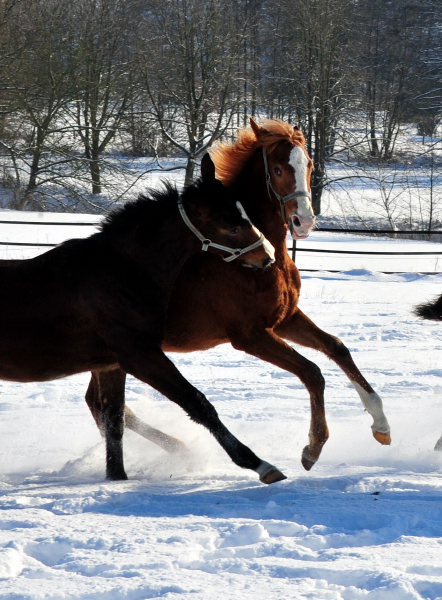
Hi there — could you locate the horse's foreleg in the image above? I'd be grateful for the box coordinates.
[275,309,391,445]
[117,343,285,484]
[86,369,128,481]
[229,327,328,471]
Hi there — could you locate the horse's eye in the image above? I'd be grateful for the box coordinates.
[229,227,240,235]
[273,166,282,177]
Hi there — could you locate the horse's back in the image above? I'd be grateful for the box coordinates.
[0,242,90,313]
[0,240,119,382]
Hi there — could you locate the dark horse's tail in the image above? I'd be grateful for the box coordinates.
[414,294,442,321]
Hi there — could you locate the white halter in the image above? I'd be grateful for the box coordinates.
[177,197,266,262]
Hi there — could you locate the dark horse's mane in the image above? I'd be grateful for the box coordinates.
[100,182,180,239]
[100,176,227,240]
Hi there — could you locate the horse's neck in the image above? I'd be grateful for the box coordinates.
[112,207,200,297]
[148,210,201,293]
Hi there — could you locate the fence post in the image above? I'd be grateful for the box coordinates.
[291,239,297,263]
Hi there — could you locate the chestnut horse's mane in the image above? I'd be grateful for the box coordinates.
[210,119,306,187]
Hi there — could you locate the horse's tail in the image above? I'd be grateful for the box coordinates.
[414,293,442,321]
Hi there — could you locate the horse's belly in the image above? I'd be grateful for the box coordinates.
[162,335,227,353]
[0,328,116,383]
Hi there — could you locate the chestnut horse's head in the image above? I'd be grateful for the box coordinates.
[211,118,316,240]
[249,118,315,239]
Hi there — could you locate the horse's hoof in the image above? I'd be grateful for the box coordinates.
[301,450,315,471]
[259,468,287,484]
[301,456,315,471]
[301,445,318,471]
[434,436,442,451]
[373,431,391,445]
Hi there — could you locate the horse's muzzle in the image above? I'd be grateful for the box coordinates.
[289,214,316,239]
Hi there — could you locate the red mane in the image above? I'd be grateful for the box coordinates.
[210,119,306,187]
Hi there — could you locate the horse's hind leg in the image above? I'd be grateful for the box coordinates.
[124,406,186,453]
[117,343,286,484]
[275,309,391,445]
[228,327,329,471]
[86,369,187,480]
[86,369,128,480]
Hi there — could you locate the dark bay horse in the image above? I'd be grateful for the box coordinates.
[87,118,391,482]
[0,155,275,480]
[414,294,442,450]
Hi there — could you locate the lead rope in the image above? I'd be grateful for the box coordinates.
[177,196,266,262]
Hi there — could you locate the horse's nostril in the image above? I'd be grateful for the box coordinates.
[293,216,301,228]
[263,257,275,268]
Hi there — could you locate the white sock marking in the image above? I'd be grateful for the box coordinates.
[352,382,390,434]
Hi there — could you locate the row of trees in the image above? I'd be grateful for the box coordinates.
[0,0,441,213]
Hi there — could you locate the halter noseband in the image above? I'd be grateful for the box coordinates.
[177,197,266,262]
[262,147,311,217]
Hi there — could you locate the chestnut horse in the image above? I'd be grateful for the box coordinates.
[86,118,391,483]
[0,155,275,480]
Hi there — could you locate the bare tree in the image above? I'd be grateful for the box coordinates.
[67,0,140,195]
[137,0,243,185]
[355,0,432,159]
[275,0,353,215]
[0,0,80,209]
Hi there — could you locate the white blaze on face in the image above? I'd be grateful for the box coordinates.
[235,201,275,262]
[288,146,314,222]
[236,201,252,224]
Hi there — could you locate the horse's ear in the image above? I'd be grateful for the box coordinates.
[200,153,216,181]
[250,117,269,140]
[293,125,301,132]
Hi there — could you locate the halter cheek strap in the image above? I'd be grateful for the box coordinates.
[177,197,266,262]
[262,147,311,217]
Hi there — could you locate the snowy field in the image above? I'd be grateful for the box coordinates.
[1,212,442,599]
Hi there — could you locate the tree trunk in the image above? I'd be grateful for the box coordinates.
[90,154,102,195]
[13,147,41,210]
[311,163,324,216]
[184,156,196,188]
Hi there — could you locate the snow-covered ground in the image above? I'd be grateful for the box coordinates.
[1,213,442,599]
